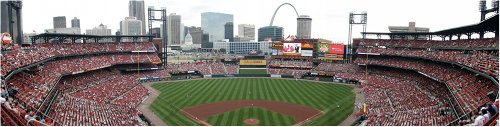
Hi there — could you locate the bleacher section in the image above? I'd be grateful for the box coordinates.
[165,62,239,75]
[1,42,168,126]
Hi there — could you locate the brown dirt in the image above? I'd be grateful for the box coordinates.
[138,83,167,126]
[244,119,260,125]
[181,100,322,124]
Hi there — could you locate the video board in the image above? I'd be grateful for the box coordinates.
[282,43,302,56]
[318,43,345,55]
[317,43,345,60]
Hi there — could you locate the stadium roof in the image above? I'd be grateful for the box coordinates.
[30,33,155,44]
[361,14,499,38]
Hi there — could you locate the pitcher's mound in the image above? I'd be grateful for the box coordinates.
[243,118,260,125]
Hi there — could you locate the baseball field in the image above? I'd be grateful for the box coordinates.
[149,78,355,126]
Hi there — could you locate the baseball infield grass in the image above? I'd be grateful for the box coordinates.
[238,69,268,74]
[206,108,295,126]
[150,78,355,126]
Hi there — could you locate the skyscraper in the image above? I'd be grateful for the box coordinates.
[71,17,80,28]
[120,17,142,37]
[1,1,23,44]
[201,12,233,42]
[297,15,312,38]
[86,23,111,41]
[151,27,161,38]
[188,26,203,45]
[238,24,255,41]
[129,0,146,35]
[224,22,234,42]
[86,23,111,36]
[53,16,66,28]
[167,13,181,46]
[258,26,284,42]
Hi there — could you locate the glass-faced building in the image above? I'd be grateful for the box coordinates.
[258,26,284,42]
[201,12,234,42]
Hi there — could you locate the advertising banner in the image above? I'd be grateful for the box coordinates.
[240,60,267,66]
[329,44,345,54]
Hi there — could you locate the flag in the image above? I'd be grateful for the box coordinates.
[363,103,367,113]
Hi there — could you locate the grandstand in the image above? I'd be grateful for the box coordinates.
[1,1,499,127]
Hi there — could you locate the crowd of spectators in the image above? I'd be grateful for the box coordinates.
[166,61,239,75]
[358,38,498,49]
[46,67,170,126]
[6,53,159,109]
[357,47,498,78]
[336,66,455,126]
[268,59,313,68]
[2,86,55,126]
[49,95,142,126]
[355,56,498,116]
[1,42,156,76]
[268,68,310,77]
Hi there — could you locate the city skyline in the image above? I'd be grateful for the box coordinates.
[21,0,495,43]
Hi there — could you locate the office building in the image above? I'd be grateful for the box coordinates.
[213,41,272,54]
[120,17,142,37]
[258,26,283,42]
[201,12,233,42]
[129,0,146,35]
[224,22,234,42]
[86,23,111,35]
[238,24,255,41]
[53,16,66,28]
[151,27,161,38]
[297,15,312,38]
[188,26,203,45]
[168,13,181,46]
[234,36,253,42]
[71,17,80,28]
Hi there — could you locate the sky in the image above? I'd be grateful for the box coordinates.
[21,0,498,42]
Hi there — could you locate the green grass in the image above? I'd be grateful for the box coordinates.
[150,78,355,126]
[206,108,295,126]
[239,69,268,74]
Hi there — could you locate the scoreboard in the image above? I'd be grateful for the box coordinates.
[317,43,345,60]
[271,42,314,57]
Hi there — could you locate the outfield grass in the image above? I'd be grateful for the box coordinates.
[150,78,355,126]
[206,108,295,126]
[238,69,268,74]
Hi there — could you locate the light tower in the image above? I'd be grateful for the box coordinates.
[148,7,168,67]
[479,0,499,39]
[2,1,23,44]
[347,11,367,63]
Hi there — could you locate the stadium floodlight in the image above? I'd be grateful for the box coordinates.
[479,0,487,11]
[493,0,499,8]
[361,11,367,24]
[148,6,155,19]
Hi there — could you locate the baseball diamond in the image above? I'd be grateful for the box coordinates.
[149,78,355,126]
